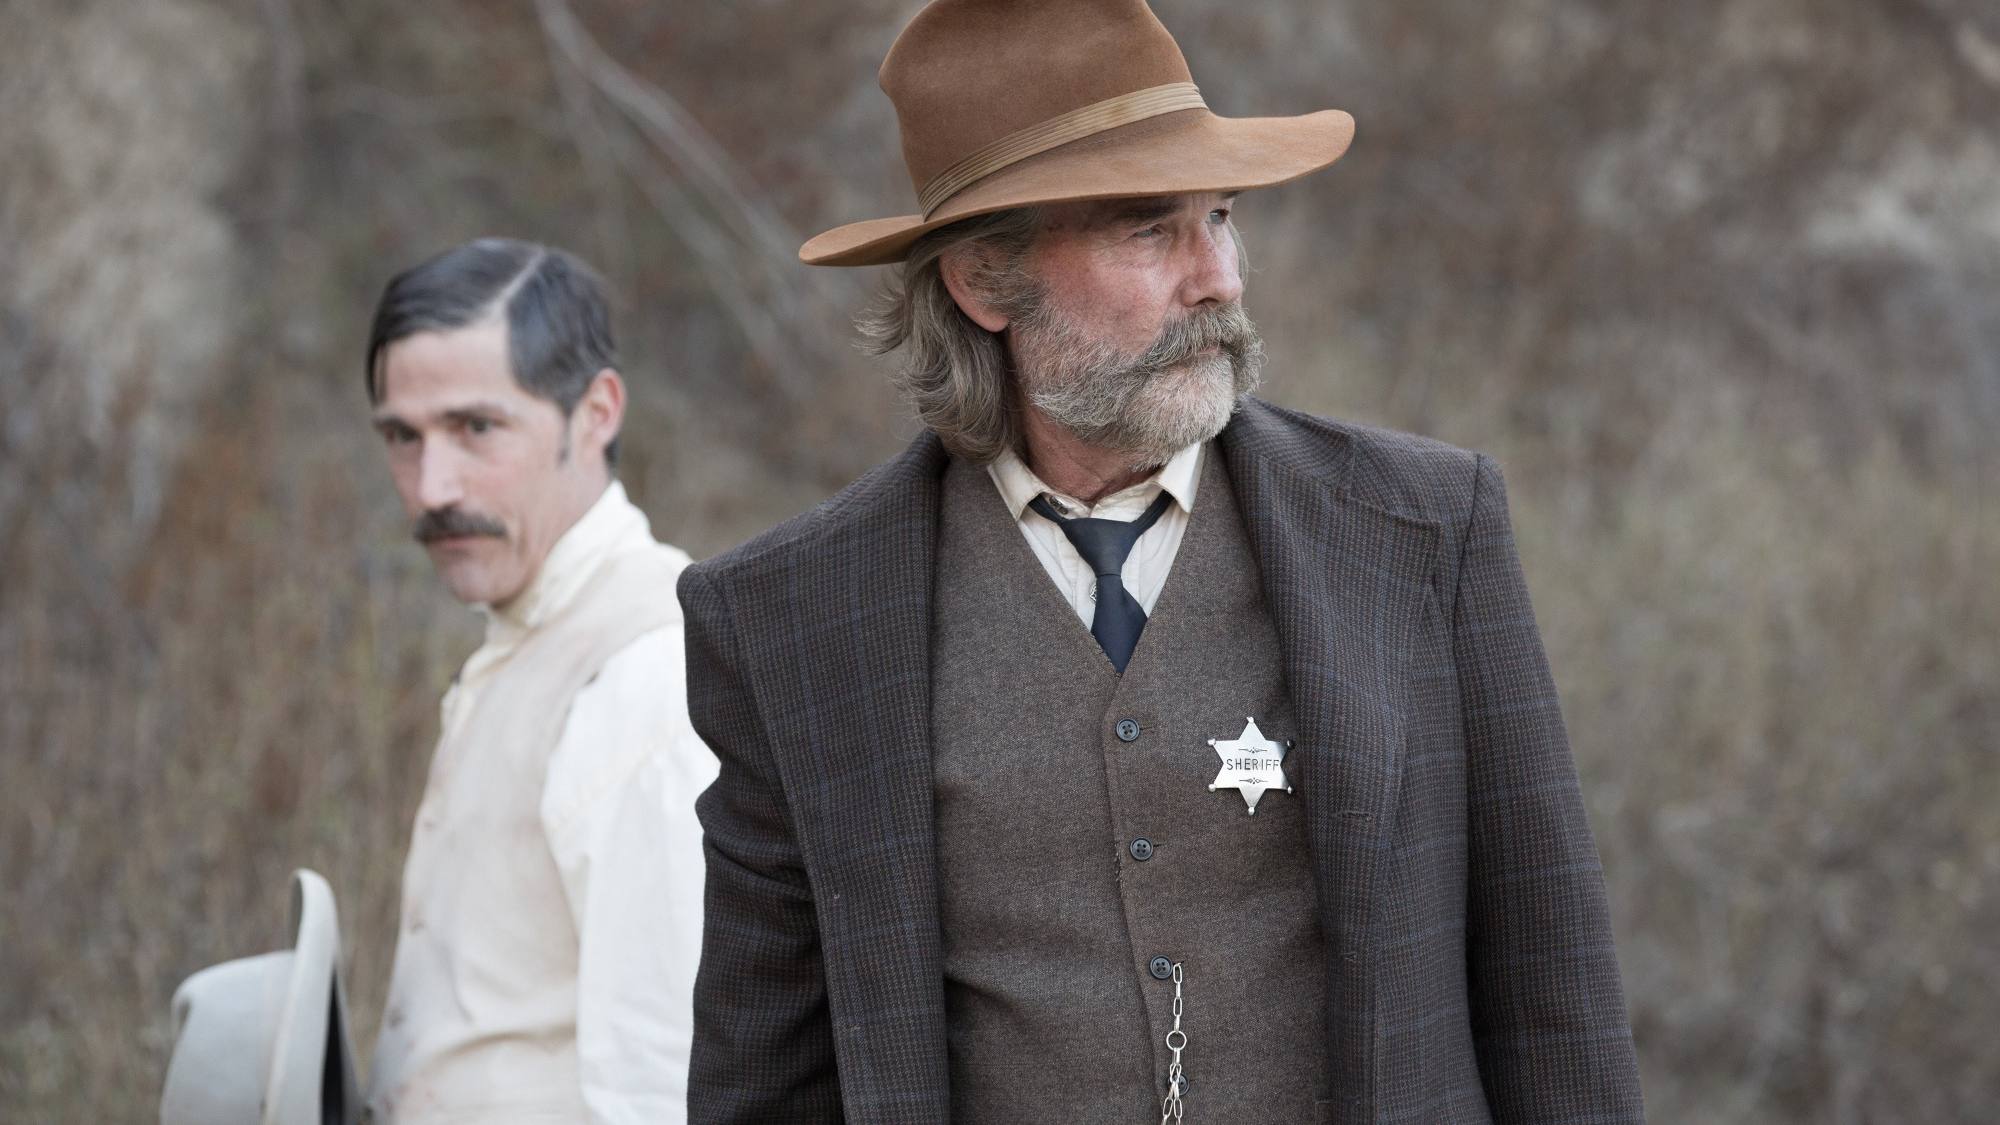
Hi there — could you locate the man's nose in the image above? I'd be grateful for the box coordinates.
[415,444,466,511]
[1179,222,1244,308]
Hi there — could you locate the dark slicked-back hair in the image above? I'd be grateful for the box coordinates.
[365,237,621,465]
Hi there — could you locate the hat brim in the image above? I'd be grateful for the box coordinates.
[265,868,359,1124]
[160,869,360,1125]
[800,106,1354,267]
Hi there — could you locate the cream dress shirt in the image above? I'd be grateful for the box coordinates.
[383,480,716,1124]
[985,441,1204,625]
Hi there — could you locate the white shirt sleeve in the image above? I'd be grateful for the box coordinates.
[540,623,720,1125]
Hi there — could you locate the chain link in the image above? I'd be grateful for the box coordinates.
[1158,961,1187,1123]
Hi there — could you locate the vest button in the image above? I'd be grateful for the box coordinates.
[1116,718,1140,742]
[1148,956,1173,980]
[1129,837,1154,861]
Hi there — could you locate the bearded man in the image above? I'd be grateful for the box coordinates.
[363,238,716,1123]
[678,2,1644,1122]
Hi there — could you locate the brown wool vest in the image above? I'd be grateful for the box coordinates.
[930,449,1329,1124]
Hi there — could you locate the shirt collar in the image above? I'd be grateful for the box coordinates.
[987,441,1204,522]
[481,479,650,645]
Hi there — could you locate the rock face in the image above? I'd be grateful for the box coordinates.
[0,0,259,561]
[1,1,1995,1122]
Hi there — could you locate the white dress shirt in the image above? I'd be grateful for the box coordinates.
[985,442,1204,626]
[391,480,716,1124]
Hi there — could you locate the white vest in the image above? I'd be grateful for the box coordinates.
[366,547,683,1123]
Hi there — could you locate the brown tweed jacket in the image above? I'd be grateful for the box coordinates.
[678,398,1644,1124]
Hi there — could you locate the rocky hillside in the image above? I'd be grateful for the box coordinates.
[2,0,1995,1119]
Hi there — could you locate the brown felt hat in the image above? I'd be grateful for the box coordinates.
[800,0,1355,267]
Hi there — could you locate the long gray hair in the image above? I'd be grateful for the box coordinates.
[856,208,1043,464]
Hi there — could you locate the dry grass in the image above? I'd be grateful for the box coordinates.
[3,0,1997,1120]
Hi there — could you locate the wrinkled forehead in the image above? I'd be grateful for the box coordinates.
[1041,191,1240,234]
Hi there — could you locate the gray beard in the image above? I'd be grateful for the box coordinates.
[1011,299,1265,471]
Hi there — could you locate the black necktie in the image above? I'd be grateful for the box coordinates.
[1028,489,1175,673]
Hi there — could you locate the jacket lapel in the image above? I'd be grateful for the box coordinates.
[1218,399,1441,1108]
[777,433,953,1118]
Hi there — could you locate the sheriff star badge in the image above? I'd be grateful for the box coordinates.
[1208,716,1293,814]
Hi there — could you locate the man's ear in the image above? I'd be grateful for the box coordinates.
[574,368,626,463]
[939,244,1012,333]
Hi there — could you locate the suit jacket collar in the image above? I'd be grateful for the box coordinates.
[778,432,952,1119]
[1219,399,1440,1106]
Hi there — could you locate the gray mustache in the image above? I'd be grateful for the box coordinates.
[413,507,506,543]
[1137,303,1259,370]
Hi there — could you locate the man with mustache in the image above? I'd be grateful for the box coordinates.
[680,1,1643,1122]
[363,238,716,1123]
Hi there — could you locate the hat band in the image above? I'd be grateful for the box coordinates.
[917,82,1208,217]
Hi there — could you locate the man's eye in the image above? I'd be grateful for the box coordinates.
[1133,224,1165,240]
[1208,208,1231,224]
[382,427,416,446]
[466,417,494,435]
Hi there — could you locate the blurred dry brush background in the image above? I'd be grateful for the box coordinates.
[1,0,1995,1120]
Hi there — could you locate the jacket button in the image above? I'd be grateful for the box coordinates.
[1129,837,1154,861]
[1116,718,1140,742]
[1149,956,1173,980]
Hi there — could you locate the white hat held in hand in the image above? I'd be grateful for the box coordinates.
[160,868,361,1125]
